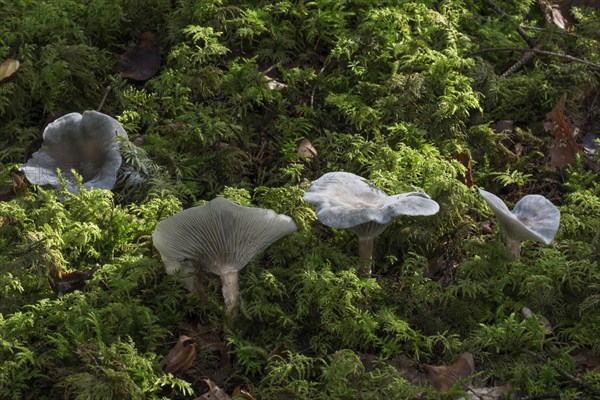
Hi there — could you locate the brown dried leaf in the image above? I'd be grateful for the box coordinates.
[118,32,160,81]
[455,152,473,188]
[424,352,475,392]
[49,265,99,296]
[297,138,317,159]
[160,335,196,374]
[0,59,20,81]
[196,378,231,400]
[0,172,27,202]
[231,387,256,400]
[545,94,582,168]
[181,322,228,365]
[572,348,600,370]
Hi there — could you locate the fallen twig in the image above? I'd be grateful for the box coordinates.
[466,47,600,70]
[97,85,111,112]
[552,364,600,397]
[482,0,537,48]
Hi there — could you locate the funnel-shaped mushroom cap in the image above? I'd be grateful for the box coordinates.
[21,110,128,194]
[303,172,439,233]
[152,198,298,285]
[479,189,560,244]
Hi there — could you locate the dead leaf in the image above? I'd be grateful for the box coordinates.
[297,138,317,159]
[0,172,27,202]
[424,352,475,392]
[231,387,256,400]
[181,322,228,365]
[481,220,493,235]
[455,152,473,188]
[49,264,99,297]
[539,0,600,31]
[492,120,514,134]
[264,75,287,90]
[0,59,20,81]
[457,384,512,400]
[544,94,583,168]
[195,378,231,400]
[572,348,600,370]
[160,335,196,374]
[118,31,160,81]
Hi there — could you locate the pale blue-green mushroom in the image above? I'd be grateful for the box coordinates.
[479,189,560,261]
[152,198,297,316]
[21,110,127,194]
[303,172,439,275]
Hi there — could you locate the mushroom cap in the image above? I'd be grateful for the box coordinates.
[21,110,127,193]
[303,172,439,233]
[152,198,298,286]
[479,189,560,245]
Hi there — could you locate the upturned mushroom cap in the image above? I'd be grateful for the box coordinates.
[303,172,440,237]
[21,110,127,193]
[152,198,298,288]
[479,189,560,245]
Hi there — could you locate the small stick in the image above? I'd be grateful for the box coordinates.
[466,47,600,69]
[97,85,111,112]
[552,364,600,397]
[482,0,537,48]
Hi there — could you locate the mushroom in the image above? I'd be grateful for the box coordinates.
[21,110,127,194]
[303,172,439,275]
[152,198,297,317]
[479,189,560,261]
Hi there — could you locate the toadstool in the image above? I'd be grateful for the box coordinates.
[21,110,127,194]
[479,189,560,261]
[303,172,439,275]
[152,198,297,317]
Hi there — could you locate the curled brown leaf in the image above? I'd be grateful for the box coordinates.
[424,352,475,392]
[160,335,196,374]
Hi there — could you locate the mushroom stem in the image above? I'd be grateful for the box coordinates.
[220,270,240,316]
[358,236,374,276]
[505,236,521,261]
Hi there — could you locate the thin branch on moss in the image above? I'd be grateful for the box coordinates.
[552,364,600,397]
[482,0,537,48]
[521,25,576,37]
[97,85,111,112]
[466,47,600,70]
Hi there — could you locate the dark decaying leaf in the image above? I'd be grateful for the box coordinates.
[181,322,229,365]
[0,58,20,81]
[195,378,231,400]
[297,138,317,159]
[424,352,475,392]
[539,0,600,30]
[0,172,27,202]
[572,348,600,370]
[160,335,196,374]
[454,152,473,188]
[48,264,99,297]
[458,384,512,400]
[544,94,583,168]
[118,31,160,81]
[232,387,256,400]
